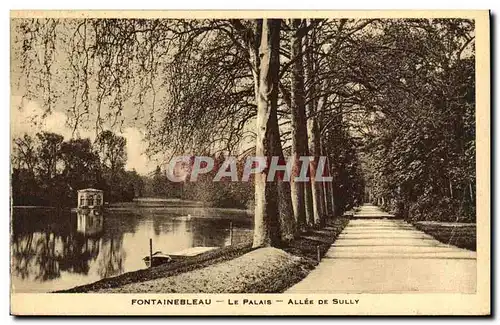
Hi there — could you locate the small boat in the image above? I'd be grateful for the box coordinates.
[143,251,173,267]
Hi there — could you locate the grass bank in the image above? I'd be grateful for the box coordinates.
[413,221,476,251]
[57,243,254,293]
[61,217,349,293]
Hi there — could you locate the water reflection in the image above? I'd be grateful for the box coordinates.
[77,213,104,236]
[11,205,252,292]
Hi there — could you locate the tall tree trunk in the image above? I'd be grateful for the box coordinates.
[329,179,336,216]
[321,149,333,218]
[304,177,315,227]
[272,22,295,243]
[305,28,324,226]
[289,19,308,231]
[328,157,336,216]
[252,19,287,247]
[318,109,332,219]
[272,112,296,243]
[307,114,323,226]
[314,130,326,222]
[303,22,319,227]
[307,118,324,226]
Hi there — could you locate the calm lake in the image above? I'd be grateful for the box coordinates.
[11,199,254,293]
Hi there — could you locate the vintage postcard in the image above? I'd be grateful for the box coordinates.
[10,10,490,316]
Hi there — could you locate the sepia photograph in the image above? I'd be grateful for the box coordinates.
[9,10,490,315]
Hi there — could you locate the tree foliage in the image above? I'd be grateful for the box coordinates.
[12,17,476,247]
[11,131,140,206]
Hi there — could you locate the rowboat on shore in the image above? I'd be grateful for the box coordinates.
[143,251,173,267]
[142,247,219,268]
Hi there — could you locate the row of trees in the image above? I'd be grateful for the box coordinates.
[358,20,476,222]
[13,17,475,247]
[12,130,143,206]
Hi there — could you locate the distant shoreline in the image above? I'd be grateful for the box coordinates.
[12,197,253,212]
[11,200,254,219]
[12,206,60,209]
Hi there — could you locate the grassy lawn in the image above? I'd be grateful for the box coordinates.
[283,218,350,263]
[413,221,476,251]
[58,242,254,293]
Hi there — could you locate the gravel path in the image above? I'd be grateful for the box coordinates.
[287,205,476,293]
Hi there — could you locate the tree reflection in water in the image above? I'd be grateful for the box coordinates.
[95,237,125,278]
[11,209,126,284]
[11,206,252,292]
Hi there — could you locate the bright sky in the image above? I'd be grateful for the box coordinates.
[11,96,157,175]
